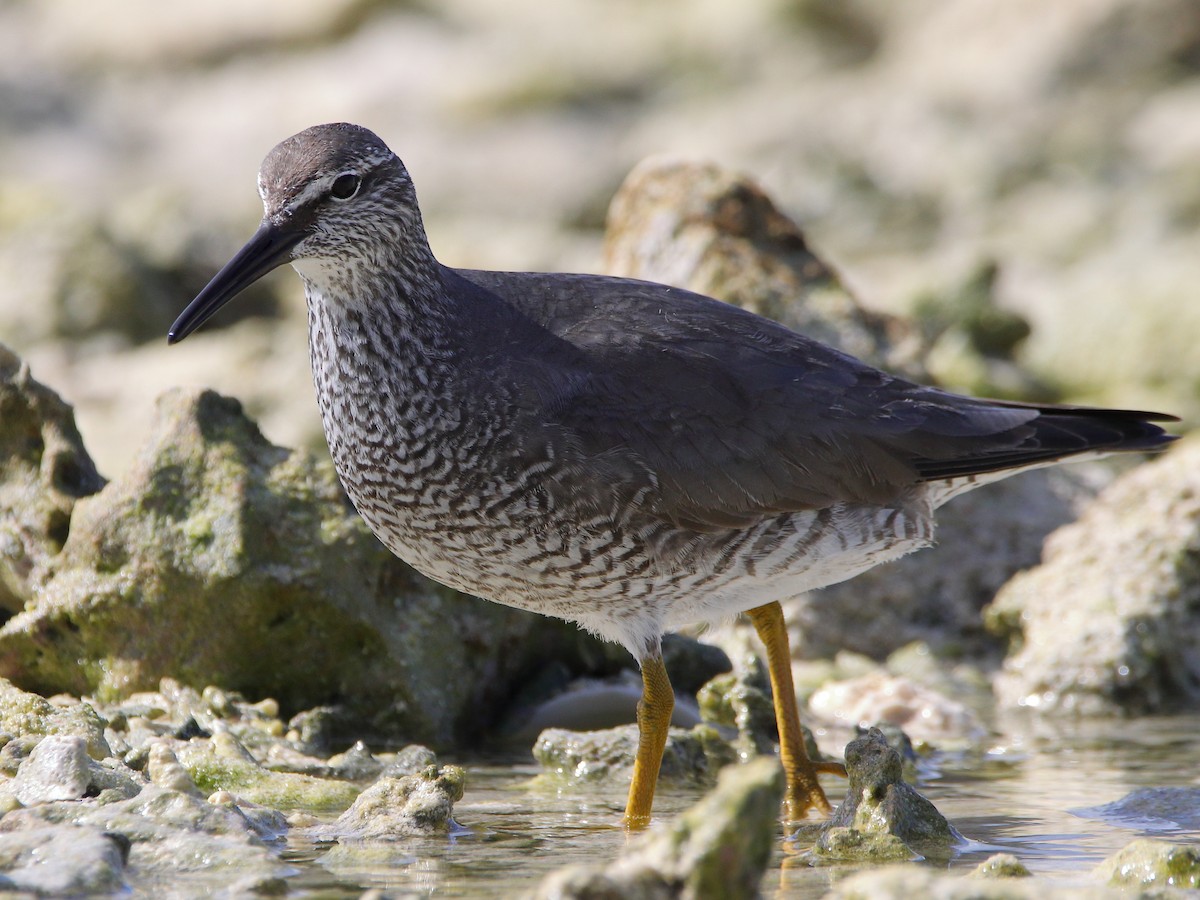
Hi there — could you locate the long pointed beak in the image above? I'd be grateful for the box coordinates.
[168,221,305,344]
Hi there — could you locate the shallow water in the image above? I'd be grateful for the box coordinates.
[279,715,1200,898]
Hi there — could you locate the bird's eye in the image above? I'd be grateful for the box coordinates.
[329,172,361,201]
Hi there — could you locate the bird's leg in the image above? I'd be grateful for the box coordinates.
[623,651,674,829]
[746,601,842,820]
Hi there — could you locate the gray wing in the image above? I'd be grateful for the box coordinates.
[451,268,1175,533]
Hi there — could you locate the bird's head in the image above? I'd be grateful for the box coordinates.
[169,123,426,343]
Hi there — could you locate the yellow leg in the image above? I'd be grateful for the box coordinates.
[747,601,842,820]
[623,653,674,829]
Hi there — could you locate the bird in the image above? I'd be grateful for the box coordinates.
[169,123,1176,829]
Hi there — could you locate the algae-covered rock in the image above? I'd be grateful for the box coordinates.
[603,157,926,380]
[1095,838,1200,889]
[533,757,783,900]
[326,765,465,839]
[0,343,105,612]
[970,853,1032,878]
[0,387,604,747]
[533,723,736,787]
[0,678,109,759]
[987,440,1200,715]
[172,729,359,811]
[811,728,962,862]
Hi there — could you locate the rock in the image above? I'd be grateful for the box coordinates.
[0,343,105,612]
[0,825,128,895]
[5,733,141,807]
[0,387,608,747]
[660,633,732,696]
[532,757,783,900]
[808,671,985,747]
[1073,786,1200,833]
[0,678,110,759]
[382,744,439,778]
[324,740,384,782]
[987,440,1200,715]
[1095,838,1200,889]
[147,741,203,796]
[697,667,777,758]
[823,864,1125,899]
[603,156,927,380]
[811,728,962,862]
[533,724,736,788]
[326,765,465,839]
[784,464,1096,660]
[173,729,359,811]
[0,783,292,893]
[11,734,92,804]
[970,853,1032,878]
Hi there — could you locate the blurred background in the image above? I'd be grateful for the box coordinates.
[1,0,1197,477]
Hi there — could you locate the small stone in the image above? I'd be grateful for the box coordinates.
[328,765,465,838]
[148,741,202,796]
[971,853,1032,878]
[12,734,91,804]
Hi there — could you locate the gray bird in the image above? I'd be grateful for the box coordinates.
[169,123,1176,828]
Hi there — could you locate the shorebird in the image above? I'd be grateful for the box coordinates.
[169,123,1176,828]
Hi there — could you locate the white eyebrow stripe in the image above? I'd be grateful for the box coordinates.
[278,150,396,216]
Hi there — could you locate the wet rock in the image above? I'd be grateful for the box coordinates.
[533,724,737,788]
[784,465,1096,660]
[326,765,465,839]
[811,728,962,862]
[532,757,783,900]
[173,729,359,812]
[1095,838,1200,889]
[971,853,1032,878]
[0,782,292,892]
[0,344,105,612]
[0,825,128,895]
[1073,786,1200,833]
[0,387,607,747]
[987,440,1200,715]
[604,157,927,380]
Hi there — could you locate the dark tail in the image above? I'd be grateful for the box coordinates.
[912,402,1178,481]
